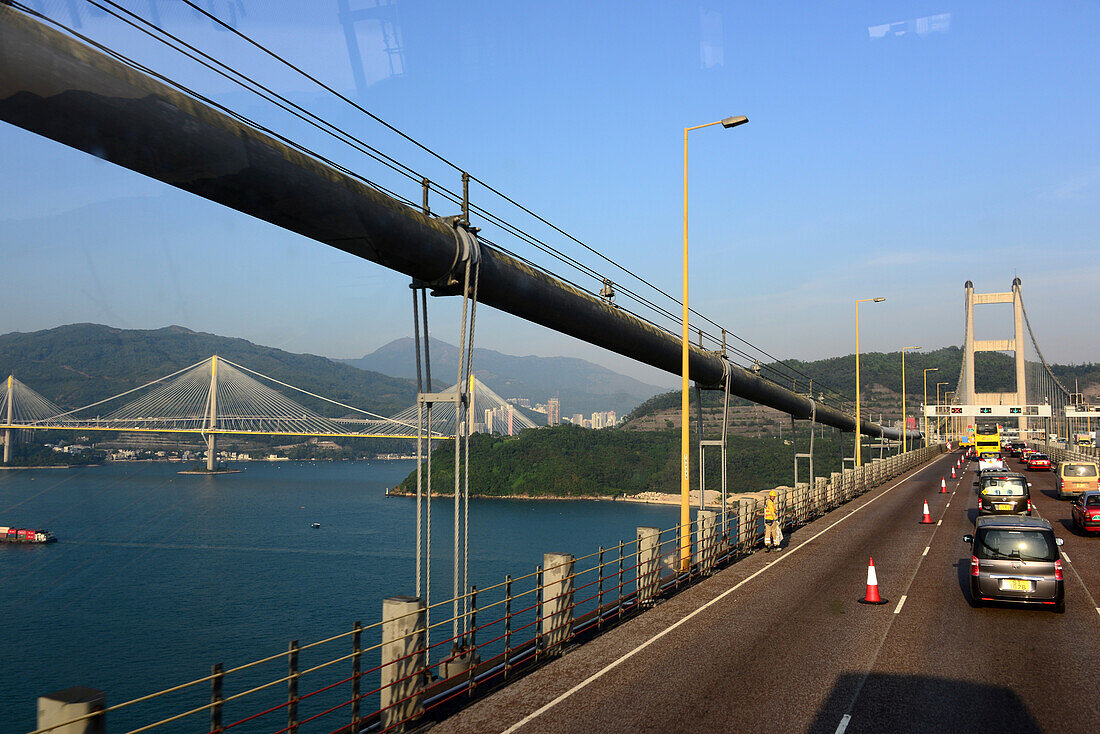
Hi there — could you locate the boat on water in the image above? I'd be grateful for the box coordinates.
[311,522,321,529]
[1,526,57,544]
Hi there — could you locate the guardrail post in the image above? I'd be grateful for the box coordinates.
[697,510,717,574]
[37,687,104,734]
[541,553,574,652]
[736,497,756,550]
[815,476,828,510]
[830,472,841,506]
[351,621,361,730]
[636,527,661,604]
[794,483,808,523]
[287,640,299,734]
[210,663,223,734]
[381,596,426,732]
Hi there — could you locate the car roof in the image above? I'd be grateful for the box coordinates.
[1079,490,1100,500]
[975,515,1052,530]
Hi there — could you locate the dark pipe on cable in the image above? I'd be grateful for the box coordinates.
[0,6,917,441]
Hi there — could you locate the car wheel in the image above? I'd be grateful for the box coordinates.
[1053,600,1065,614]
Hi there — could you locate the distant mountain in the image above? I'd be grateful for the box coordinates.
[343,338,663,417]
[0,324,416,416]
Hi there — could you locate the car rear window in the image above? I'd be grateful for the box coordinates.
[1085,496,1100,508]
[1031,454,1049,461]
[981,478,1026,496]
[975,529,1058,561]
[1064,464,1098,478]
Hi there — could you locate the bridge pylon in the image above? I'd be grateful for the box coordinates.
[205,356,218,471]
[960,278,1028,431]
[4,375,12,464]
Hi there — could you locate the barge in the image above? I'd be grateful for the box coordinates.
[1,526,58,544]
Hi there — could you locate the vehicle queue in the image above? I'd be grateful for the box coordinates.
[959,439,1099,612]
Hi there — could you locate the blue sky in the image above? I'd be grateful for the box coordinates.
[2,1,1098,388]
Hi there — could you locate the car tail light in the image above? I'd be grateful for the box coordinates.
[978,498,983,510]
[1027,499,1032,512]
[1054,559,1063,581]
[971,555,980,577]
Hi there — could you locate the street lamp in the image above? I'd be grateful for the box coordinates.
[900,346,922,453]
[681,114,748,572]
[939,385,951,440]
[854,297,886,466]
[923,367,939,446]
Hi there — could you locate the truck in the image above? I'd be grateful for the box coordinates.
[1076,433,1094,448]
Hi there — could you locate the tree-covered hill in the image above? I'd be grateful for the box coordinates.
[398,424,850,498]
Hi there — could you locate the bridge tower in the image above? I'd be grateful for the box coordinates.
[961,278,1027,429]
[3,375,12,464]
[206,356,218,471]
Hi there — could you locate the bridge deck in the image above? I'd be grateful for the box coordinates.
[433,452,1100,733]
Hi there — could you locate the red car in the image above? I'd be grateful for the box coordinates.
[1071,491,1100,533]
[1026,453,1051,471]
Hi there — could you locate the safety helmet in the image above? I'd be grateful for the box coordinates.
[769,490,778,497]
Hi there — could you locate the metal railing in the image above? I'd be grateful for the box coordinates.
[31,443,946,734]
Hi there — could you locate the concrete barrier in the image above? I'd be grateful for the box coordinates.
[697,510,717,574]
[37,687,104,734]
[636,527,661,604]
[541,553,574,651]
[380,596,426,731]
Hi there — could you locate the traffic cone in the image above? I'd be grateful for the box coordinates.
[858,556,888,605]
[921,499,933,524]
[940,478,948,493]
[951,466,957,479]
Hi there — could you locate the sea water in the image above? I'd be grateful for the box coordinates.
[0,461,679,731]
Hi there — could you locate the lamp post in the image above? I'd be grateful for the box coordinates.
[900,346,921,453]
[854,297,886,466]
[923,367,939,446]
[681,114,748,572]
[940,385,952,440]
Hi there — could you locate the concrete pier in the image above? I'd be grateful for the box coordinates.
[37,687,104,734]
[541,553,574,652]
[380,596,426,731]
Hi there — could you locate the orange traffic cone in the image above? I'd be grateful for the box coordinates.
[940,478,948,493]
[921,499,933,524]
[951,466,957,479]
[858,556,888,605]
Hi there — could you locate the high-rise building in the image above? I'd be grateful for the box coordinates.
[485,408,495,434]
[547,398,561,426]
[507,404,515,436]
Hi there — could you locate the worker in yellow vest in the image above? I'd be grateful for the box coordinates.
[763,489,782,552]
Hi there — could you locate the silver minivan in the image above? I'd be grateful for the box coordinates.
[964,516,1064,612]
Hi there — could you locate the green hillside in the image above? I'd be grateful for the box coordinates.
[398,424,850,498]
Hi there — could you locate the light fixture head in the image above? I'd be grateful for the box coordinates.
[873,297,886,303]
[721,115,749,128]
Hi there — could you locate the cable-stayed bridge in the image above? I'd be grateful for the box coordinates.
[0,356,538,466]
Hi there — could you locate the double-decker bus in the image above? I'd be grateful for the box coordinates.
[974,421,1002,459]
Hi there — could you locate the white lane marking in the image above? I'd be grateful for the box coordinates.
[893,595,907,614]
[945,502,951,508]
[1061,551,1071,563]
[835,713,852,734]
[922,546,930,557]
[937,520,942,526]
[1096,607,1100,618]
[496,457,944,733]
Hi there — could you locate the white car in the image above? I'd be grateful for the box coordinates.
[978,454,1006,472]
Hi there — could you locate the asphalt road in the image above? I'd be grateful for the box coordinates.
[430,451,1100,734]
